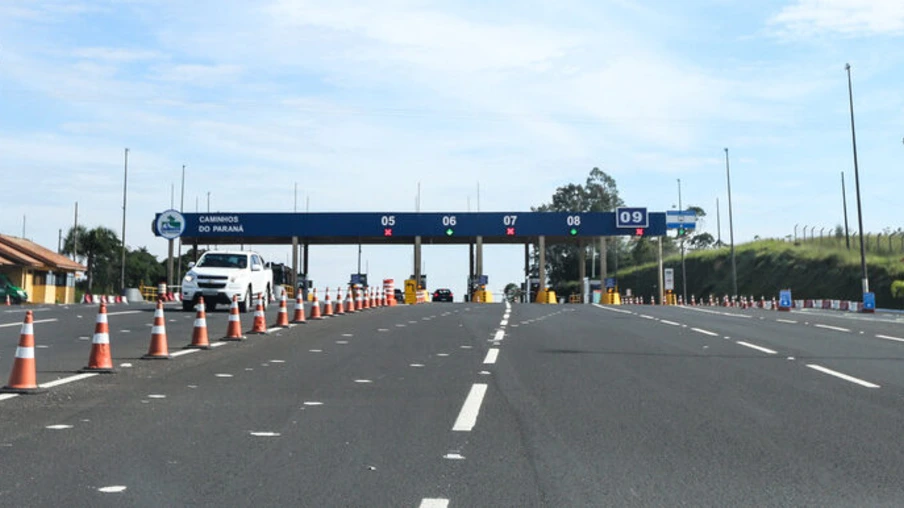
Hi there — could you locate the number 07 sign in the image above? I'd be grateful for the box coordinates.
[615,207,648,228]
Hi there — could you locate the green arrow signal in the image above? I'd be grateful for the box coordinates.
[570,228,578,236]
[446,228,454,236]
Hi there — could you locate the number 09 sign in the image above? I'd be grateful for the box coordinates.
[615,207,648,228]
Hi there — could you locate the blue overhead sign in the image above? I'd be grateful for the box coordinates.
[615,207,648,228]
[154,211,669,243]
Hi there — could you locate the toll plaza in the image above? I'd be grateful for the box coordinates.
[154,208,668,303]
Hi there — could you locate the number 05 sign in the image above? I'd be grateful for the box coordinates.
[615,207,648,228]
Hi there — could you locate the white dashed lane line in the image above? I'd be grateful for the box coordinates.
[419,499,449,508]
[806,364,880,389]
[0,318,58,328]
[483,348,499,365]
[660,320,681,326]
[814,324,851,333]
[691,327,719,337]
[735,341,777,355]
[876,334,904,343]
[452,383,488,432]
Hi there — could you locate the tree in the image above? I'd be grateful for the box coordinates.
[531,167,624,288]
[503,283,520,302]
[129,247,165,288]
[62,226,121,292]
[688,232,715,250]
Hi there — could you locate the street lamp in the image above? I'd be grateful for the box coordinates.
[677,178,687,303]
[845,63,869,294]
[724,148,738,297]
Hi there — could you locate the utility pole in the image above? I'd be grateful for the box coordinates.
[120,148,129,292]
[724,148,738,297]
[73,202,79,261]
[716,197,721,246]
[845,63,869,294]
[176,165,186,285]
[678,178,687,303]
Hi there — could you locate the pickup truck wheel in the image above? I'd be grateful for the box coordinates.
[239,289,251,313]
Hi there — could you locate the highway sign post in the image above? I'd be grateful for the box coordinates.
[778,289,792,311]
[615,207,648,229]
[663,269,674,291]
[665,210,697,230]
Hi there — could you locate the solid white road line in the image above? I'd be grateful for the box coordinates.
[876,334,904,343]
[814,323,851,333]
[593,304,632,314]
[776,319,798,324]
[0,393,19,401]
[452,383,488,432]
[806,364,880,388]
[691,327,719,336]
[0,318,58,328]
[735,341,777,355]
[419,498,450,508]
[483,348,499,364]
[679,306,753,318]
[660,320,680,326]
[107,310,142,316]
[40,372,99,389]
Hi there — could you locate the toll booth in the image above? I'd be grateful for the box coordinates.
[467,275,489,303]
[405,274,426,304]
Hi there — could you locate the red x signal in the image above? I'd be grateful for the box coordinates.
[635,228,644,236]
[506,227,516,236]
[384,228,393,237]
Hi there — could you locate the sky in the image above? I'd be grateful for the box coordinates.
[1,0,903,298]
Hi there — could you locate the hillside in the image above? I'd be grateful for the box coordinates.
[616,239,904,309]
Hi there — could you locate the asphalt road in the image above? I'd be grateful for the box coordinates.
[2,301,904,507]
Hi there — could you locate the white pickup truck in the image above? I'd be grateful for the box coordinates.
[181,251,273,312]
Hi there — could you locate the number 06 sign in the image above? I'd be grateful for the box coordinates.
[615,207,648,228]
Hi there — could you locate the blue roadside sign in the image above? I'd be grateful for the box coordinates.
[605,277,616,289]
[863,292,876,312]
[778,289,792,309]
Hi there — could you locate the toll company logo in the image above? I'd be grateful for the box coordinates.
[156,210,185,240]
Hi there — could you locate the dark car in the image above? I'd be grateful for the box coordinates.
[432,288,454,302]
[394,289,405,304]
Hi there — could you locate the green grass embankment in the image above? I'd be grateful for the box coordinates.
[616,239,904,308]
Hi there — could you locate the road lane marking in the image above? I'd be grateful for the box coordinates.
[493,330,505,342]
[483,348,499,364]
[410,363,425,368]
[500,319,509,326]
[443,453,465,460]
[354,379,373,383]
[735,341,777,355]
[419,499,449,508]
[592,304,632,314]
[170,349,200,358]
[776,319,798,324]
[249,431,280,437]
[303,401,323,406]
[98,486,127,493]
[814,324,851,333]
[0,394,19,401]
[679,306,753,318]
[806,364,880,388]
[876,334,904,343]
[107,311,142,316]
[691,327,719,336]
[0,318,58,328]
[639,314,655,320]
[452,383,488,432]
[46,425,73,430]
[660,320,680,326]
[210,342,227,348]
[40,373,99,389]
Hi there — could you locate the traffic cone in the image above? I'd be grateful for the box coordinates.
[345,289,355,313]
[185,296,212,349]
[222,294,246,340]
[4,294,9,306]
[142,300,171,359]
[292,291,307,324]
[81,303,115,373]
[309,289,323,320]
[250,294,268,333]
[1,311,44,394]
[275,290,291,327]
[369,289,375,308]
[334,288,345,316]
[323,288,334,318]
[362,289,370,310]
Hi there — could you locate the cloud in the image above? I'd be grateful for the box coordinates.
[770,0,904,37]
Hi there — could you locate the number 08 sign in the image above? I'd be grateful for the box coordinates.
[615,207,648,228]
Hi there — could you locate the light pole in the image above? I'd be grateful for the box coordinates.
[841,171,851,249]
[724,148,738,297]
[678,178,687,303]
[120,148,129,292]
[845,63,869,294]
[176,165,186,284]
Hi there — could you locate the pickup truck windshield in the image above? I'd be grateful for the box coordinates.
[197,254,248,269]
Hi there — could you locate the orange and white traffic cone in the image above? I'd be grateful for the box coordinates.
[1,311,44,394]
[345,289,355,313]
[222,294,246,340]
[381,289,388,307]
[185,296,212,349]
[368,289,375,309]
[309,289,323,320]
[142,300,171,359]
[292,291,307,324]
[4,294,10,306]
[361,289,369,310]
[275,290,291,327]
[334,288,345,316]
[81,303,115,373]
[323,288,334,318]
[250,294,268,333]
